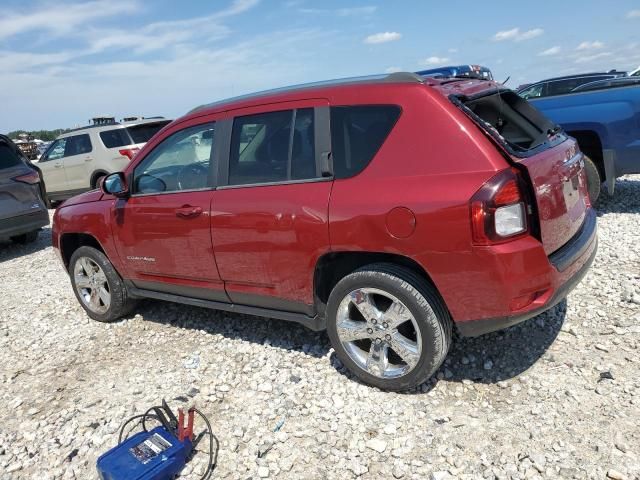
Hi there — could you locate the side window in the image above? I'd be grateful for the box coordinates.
[133,122,215,194]
[100,129,132,149]
[42,138,67,162]
[519,84,544,99]
[228,108,317,186]
[330,105,401,179]
[548,79,584,96]
[64,134,92,156]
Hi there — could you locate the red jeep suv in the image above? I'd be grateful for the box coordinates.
[52,73,597,390]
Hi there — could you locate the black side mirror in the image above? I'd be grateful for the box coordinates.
[102,172,129,197]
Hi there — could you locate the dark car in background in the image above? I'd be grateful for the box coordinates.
[518,71,626,99]
[0,134,49,244]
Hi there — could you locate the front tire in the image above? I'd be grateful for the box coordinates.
[69,246,136,322]
[583,155,601,204]
[326,263,452,391]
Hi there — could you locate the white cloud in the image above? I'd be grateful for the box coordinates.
[337,6,377,16]
[539,46,561,56]
[493,27,544,42]
[299,6,376,16]
[574,51,612,64]
[576,41,605,50]
[0,1,139,40]
[420,56,451,66]
[364,32,401,44]
[216,0,260,17]
[627,10,640,18]
[385,66,403,73]
[0,28,333,131]
[448,48,458,53]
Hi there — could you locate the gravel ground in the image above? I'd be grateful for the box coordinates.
[0,176,639,480]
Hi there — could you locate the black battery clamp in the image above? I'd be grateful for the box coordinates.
[96,400,218,480]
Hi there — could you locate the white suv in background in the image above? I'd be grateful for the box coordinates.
[38,117,171,203]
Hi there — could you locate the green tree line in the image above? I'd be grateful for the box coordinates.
[6,129,71,142]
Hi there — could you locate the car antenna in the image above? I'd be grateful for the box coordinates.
[502,76,510,85]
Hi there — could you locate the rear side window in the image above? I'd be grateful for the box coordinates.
[64,134,92,156]
[0,143,23,169]
[229,108,316,186]
[100,129,132,149]
[127,121,171,143]
[330,106,401,179]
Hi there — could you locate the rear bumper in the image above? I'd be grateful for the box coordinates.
[0,210,49,239]
[456,208,597,337]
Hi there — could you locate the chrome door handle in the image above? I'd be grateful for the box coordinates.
[176,206,203,218]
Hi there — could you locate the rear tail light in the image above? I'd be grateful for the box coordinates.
[119,147,140,160]
[470,168,530,245]
[13,170,40,185]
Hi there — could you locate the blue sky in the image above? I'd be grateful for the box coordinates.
[1,0,639,132]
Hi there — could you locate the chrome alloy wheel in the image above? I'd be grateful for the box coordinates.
[73,257,111,314]
[336,288,422,379]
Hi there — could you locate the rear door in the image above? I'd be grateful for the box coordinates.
[37,138,68,193]
[62,134,94,191]
[212,101,332,312]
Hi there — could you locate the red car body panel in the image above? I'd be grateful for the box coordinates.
[52,76,597,336]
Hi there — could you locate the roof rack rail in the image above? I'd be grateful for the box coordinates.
[65,121,121,134]
[190,72,425,114]
[383,72,424,83]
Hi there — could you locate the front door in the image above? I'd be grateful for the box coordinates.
[111,121,227,301]
[38,138,68,194]
[212,103,332,313]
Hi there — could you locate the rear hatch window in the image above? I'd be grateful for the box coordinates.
[126,121,171,143]
[454,89,591,255]
[458,90,557,155]
[99,121,170,149]
[0,142,23,169]
[100,129,132,149]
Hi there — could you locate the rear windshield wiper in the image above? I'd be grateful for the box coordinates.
[547,124,563,136]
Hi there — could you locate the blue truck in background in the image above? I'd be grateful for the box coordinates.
[529,84,640,200]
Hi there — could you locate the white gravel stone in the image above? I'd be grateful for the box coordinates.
[365,438,387,453]
[0,178,639,479]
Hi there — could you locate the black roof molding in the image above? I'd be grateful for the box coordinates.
[189,72,425,114]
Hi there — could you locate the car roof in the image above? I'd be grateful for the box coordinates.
[188,72,426,115]
[572,76,640,92]
[185,72,497,120]
[518,71,627,91]
[121,117,171,126]
[58,117,170,138]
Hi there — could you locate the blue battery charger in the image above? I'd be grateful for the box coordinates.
[97,425,192,480]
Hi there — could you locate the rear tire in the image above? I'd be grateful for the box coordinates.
[583,155,601,204]
[11,230,39,244]
[69,246,136,322]
[326,263,452,391]
[91,174,106,190]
